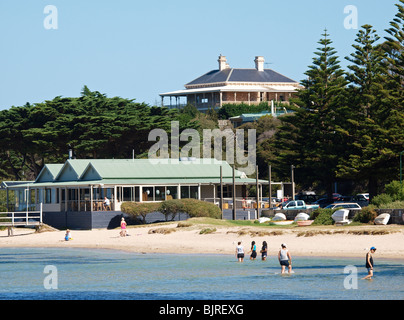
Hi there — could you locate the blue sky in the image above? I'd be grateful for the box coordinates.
[0,0,399,110]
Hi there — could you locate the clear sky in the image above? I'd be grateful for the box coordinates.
[0,0,399,110]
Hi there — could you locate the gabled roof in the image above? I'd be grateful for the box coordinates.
[35,164,64,183]
[5,158,267,189]
[186,68,298,87]
[55,159,94,181]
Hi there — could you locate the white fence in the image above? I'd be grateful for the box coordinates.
[0,203,42,227]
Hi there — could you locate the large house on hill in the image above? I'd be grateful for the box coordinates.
[160,55,301,111]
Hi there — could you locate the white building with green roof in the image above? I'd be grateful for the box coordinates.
[2,158,284,229]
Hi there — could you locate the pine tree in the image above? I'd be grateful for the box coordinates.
[380,0,404,188]
[274,30,348,195]
[336,24,387,198]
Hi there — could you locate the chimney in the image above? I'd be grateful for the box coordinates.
[218,55,230,71]
[254,56,265,71]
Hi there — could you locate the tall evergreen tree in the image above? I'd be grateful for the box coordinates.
[274,30,348,195]
[336,24,387,198]
[382,0,404,173]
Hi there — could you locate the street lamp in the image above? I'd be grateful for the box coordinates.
[291,165,295,200]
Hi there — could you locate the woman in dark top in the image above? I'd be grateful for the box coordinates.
[362,247,376,280]
[261,241,268,261]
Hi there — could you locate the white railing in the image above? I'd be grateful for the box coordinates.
[0,203,42,226]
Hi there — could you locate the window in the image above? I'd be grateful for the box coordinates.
[166,186,178,200]
[45,188,52,203]
[143,187,154,201]
[181,186,199,199]
[217,185,232,198]
[155,187,165,201]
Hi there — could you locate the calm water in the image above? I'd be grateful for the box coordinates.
[0,247,403,300]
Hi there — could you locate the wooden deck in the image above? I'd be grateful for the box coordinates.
[0,205,43,235]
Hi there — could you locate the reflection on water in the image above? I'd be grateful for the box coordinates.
[0,247,403,300]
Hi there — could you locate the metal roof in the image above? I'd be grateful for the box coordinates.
[186,68,298,86]
[3,158,266,189]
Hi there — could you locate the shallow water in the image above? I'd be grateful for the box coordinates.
[0,247,403,300]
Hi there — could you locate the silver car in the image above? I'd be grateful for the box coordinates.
[325,202,362,210]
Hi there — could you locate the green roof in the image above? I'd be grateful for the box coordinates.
[82,158,244,180]
[7,158,266,188]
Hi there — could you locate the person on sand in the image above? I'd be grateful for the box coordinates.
[260,241,268,261]
[236,241,244,262]
[278,243,292,274]
[248,241,257,260]
[64,229,72,241]
[120,217,127,237]
[362,247,376,280]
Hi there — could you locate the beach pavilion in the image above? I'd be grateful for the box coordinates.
[1,158,283,229]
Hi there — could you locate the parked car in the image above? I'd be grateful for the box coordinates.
[282,200,319,210]
[356,193,369,201]
[313,197,334,208]
[324,202,362,210]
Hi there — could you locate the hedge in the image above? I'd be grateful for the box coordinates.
[121,198,221,224]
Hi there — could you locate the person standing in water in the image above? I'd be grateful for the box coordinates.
[260,241,268,261]
[278,243,292,274]
[362,247,376,280]
[249,241,257,260]
[236,241,245,262]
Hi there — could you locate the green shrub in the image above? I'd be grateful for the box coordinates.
[371,193,393,207]
[121,199,222,224]
[180,198,221,219]
[199,227,216,234]
[385,180,404,201]
[121,202,160,224]
[353,206,377,224]
[377,200,404,209]
[159,199,184,221]
[311,208,335,225]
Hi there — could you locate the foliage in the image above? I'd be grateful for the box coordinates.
[371,193,393,207]
[121,199,222,224]
[179,198,221,219]
[270,3,404,196]
[371,180,404,207]
[217,101,289,119]
[120,202,160,224]
[0,86,199,181]
[199,227,216,234]
[377,201,404,209]
[273,30,348,195]
[384,180,404,201]
[311,208,335,225]
[353,206,378,224]
[159,199,185,221]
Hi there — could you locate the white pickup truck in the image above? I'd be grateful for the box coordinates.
[282,200,319,210]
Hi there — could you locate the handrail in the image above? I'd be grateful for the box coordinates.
[0,203,42,226]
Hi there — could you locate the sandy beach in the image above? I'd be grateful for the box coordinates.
[1,220,404,260]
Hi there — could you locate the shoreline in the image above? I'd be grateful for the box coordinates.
[1,222,404,260]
